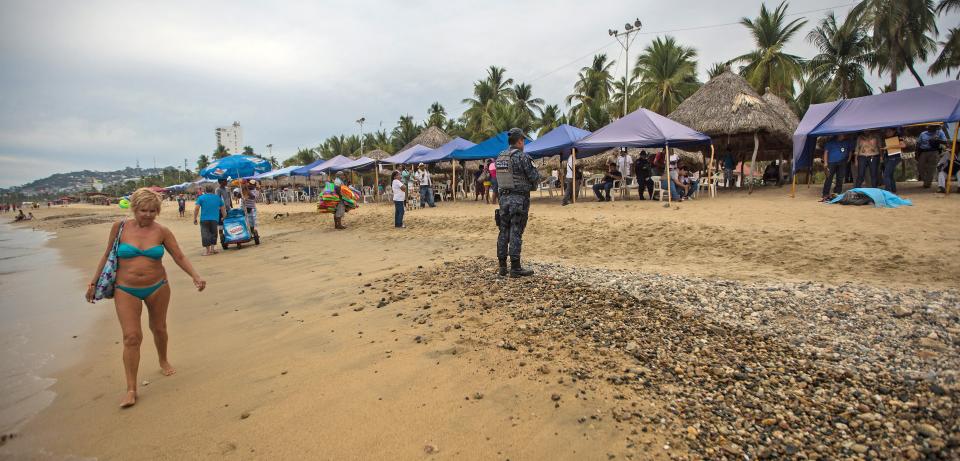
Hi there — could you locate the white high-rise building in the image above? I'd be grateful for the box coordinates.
[215,121,243,154]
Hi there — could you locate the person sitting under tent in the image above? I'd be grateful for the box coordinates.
[679,165,698,199]
[937,149,960,194]
[762,162,780,185]
[593,162,622,202]
[917,125,947,189]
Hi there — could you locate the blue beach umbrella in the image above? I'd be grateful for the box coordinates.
[200,155,271,180]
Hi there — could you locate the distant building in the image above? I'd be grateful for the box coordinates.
[215,121,243,154]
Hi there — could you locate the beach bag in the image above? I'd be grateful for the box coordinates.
[94,220,125,301]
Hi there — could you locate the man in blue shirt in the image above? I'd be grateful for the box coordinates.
[821,134,854,200]
[917,125,947,188]
[720,147,737,188]
[193,184,226,256]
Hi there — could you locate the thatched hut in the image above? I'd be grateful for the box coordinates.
[668,70,798,191]
[400,126,452,152]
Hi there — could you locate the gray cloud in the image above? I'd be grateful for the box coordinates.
[1,0,957,186]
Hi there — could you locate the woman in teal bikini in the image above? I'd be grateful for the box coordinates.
[85,188,206,408]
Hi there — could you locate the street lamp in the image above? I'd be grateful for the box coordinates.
[356,117,366,156]
[608,18,642,118]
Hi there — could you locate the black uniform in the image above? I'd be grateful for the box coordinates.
[495,147,541,262]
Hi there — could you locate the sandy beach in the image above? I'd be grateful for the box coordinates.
[1,184,958,460]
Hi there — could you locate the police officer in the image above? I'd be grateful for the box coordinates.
[495,128,541,277]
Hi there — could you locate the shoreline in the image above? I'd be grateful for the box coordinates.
[1,189,958,459]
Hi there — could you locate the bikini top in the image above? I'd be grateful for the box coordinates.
[117,243,165,260]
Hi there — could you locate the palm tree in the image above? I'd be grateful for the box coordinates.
[853,0,938,89]
[611,76,640,118]
[391,115,421,151]
[707,62,731,79]
[268,156,279,168]
[566,54,616,126]
[632,36,701,115]
[196,154,210,173]
[462,66,516,139]
[582,102,611,132]
[792,73,833,117]
[730,1,807,99]
[938,0,960,12]
[535,104,562,137]
[427,102,447,127]
[242,146,255,155]
[364,130,394,153]
[490,102,525,134]
[930,27,960,78]
[283,147,317,167]
[807,12,873,98]
[511,82,544,132]
[213,144,229,159]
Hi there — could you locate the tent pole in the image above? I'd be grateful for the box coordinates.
[708,144,716,198]
[571,148,578,204]
[790,169,798,198]
[748,131,759,195]
[946,123,959,196]
[374,162,380,203]
[559,155,564,197]
[665,144,672,205]
[452,159,457,202]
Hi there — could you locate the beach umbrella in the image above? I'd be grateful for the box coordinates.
[200,155,271,180]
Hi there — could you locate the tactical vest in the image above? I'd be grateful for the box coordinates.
[495,149,532,193]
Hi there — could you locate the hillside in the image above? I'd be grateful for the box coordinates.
[12,167,168,195]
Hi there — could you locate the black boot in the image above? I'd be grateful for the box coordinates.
[510,257,533,277]
[498,258,508,277]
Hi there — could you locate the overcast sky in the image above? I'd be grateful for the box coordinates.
[0,0,957,187]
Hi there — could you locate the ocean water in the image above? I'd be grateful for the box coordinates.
[0,222,99,436]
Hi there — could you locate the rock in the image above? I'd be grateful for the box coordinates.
[142,380,150,386]
[424,444,439,454]
[551,393,561,402]
[473,392,484,400]
[850,443,868,454]
[686,426,699,440]
[240,411,251,420]
[916,423,939,437]
[892,307,912,318]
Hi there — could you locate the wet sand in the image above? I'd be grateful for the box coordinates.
[1,183,958,460]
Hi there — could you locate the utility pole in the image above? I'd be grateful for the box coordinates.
[609,18,642,118]
[356,117,366,157]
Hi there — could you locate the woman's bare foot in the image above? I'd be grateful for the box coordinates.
[160,361,176,376]
[120,390,137,408]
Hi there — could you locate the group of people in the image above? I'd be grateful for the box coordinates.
[387,163,437,229]
[558,148,701,204]
[191,178,260,254]
[821,124,958,200]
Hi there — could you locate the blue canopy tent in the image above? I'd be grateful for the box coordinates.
[291,157,329,176]
[525,124,591,160]
[571,108,710,204]
[330,156,376,172]
[398,138,478,201]
[451,132,534,160]
[408,137,477,164]
[792,80,960,194]
[381,144,432,164]
[257,165,301,179]
[308,155,354,174]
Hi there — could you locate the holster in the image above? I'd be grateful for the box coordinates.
[494,209,501,227]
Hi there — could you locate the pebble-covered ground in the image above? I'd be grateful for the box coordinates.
[375,258,959,460]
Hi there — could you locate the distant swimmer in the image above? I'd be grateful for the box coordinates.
[85,188,207,408]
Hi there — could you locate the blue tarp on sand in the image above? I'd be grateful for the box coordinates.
[793,80,960,172]
[573,108,710,155]
[526,124,592,160]
[828,188,913,208]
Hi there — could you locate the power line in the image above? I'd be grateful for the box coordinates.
[525,2,856,84]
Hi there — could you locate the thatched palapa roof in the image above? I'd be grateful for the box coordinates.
[364,149,391,161]
[400,126,452,152]
[668,70,798,161]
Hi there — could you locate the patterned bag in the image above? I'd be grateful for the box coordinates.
[94,220,125,301]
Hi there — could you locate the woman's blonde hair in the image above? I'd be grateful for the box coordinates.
[130,188,162,212]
